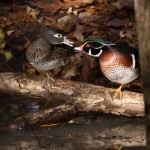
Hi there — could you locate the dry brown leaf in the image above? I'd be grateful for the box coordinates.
[52,67,62,75]
[63,0,95,9]
[26,6,40,19]
[120,29,135,40]
[78,12,99,23]
[86,7,96,14]
[63,1,83,9]
[112,0,134,10]
[79,0,95,3]
[57,15,72,24]
[61,54,82,79]
[36,0,95,14]
[39,0,83,14]
[74,24,84,42]
[74,29,84,42]
[57,15,77,32]
[42,17,61,29]
[39,0,64,14]
[62,66,78,79]
[108,18,129,27]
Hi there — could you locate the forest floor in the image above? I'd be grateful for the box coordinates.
[0,0,141,92]
[0,1,146,149]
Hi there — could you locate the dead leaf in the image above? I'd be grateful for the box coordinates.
[62,66,78,79]
[97,0,105,2]
[26,6,40,19]
[34,0,95,14]
[78,0,94,3]
[42,17,61,29]
[67,7,78,16]
[57,15,72,24]
[26,67,37,74]
[88,22,100,27]
[39,0,64,14]
[120,29,135,39]
[74,30,84,42]
[120,30,126,38]
[61,54,82,79]
[78,12,99,23]
[67,7,73,14]
[74,24,84,42]
[52,67,61,75]
[39,0,83,14]
[64,0,94,4]
[108,18,129,27]
[57,15,77,32]
[63,1,86,9]
[7,30,14,36]
[86,7,96,14]
[78,12,93,21]
[111,0,134,10]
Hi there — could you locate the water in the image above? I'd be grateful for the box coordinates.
[0,94,146,150]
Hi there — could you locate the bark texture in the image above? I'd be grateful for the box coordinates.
[134,1,150,149]
[0,72,144,130]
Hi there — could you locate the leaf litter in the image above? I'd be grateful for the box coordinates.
[0,0,141,90]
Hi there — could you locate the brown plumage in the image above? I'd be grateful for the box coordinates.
[100,48,133,82]
[74,40,139,99]
[26,25,75,71]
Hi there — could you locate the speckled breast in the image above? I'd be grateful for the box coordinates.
[99,49,139,84]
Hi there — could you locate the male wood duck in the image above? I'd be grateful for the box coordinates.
[75,39,139,99]
[26,25,74,73]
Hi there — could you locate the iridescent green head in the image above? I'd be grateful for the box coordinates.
[74,39,115,57]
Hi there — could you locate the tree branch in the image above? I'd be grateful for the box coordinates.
[0,72,144,130]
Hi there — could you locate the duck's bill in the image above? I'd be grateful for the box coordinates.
[62,36,74,47]
[74,45,83,51]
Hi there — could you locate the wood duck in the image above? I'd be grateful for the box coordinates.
[75,39,139,99]
[26,25,75,73]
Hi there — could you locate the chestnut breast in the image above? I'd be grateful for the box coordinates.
[99,48,134,84]
[100,49,132,69]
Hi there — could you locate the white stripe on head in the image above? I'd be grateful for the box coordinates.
[131,54,136,69]
[83,40,116,49]
[83,40,116,57]
[89,48,92,55]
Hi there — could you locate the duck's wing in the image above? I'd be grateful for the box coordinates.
[115,42,139,69]
[26,37,52,65]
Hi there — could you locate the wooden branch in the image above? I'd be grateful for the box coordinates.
[0,72,144,130]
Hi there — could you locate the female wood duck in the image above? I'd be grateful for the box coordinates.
[75,39,139,99]
[26,25,74,72]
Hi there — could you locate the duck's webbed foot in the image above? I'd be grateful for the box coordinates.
[110,85,123,100]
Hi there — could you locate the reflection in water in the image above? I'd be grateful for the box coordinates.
[0,95,146,150]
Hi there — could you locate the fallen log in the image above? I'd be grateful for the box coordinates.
[0,72,144,130]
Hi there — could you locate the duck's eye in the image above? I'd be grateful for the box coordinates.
[53,33,63,38]
[85,44,91,48]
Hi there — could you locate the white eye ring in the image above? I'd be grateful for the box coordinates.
[53,33,63,38]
